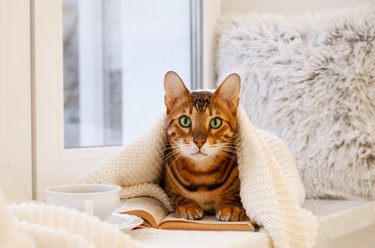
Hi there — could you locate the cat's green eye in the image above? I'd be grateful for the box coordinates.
[210,117,222,129]
[179,115,191,128]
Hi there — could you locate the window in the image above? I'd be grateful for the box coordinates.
[32,0,216,200]
[63,0,202,148]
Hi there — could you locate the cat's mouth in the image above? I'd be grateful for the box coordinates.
[191,151,208,157]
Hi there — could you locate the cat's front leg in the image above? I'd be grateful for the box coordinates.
[216,203,246,221]
[172,195,203,220]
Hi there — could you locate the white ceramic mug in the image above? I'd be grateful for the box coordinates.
[45,184,121,221]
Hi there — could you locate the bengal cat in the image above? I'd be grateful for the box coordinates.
[161,71,246,221]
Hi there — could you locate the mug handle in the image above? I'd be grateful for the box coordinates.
[84,200,93,216]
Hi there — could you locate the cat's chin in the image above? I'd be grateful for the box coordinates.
[189,151,211,162]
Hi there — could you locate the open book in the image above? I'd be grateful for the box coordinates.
[115,196,255,231]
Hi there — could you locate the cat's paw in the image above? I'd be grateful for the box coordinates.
[216,204,246,221]
[175,203,203,220]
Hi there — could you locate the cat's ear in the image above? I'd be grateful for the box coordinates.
[164,71,191,113]
[213,73,241,113]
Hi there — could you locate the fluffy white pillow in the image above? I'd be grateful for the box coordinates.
[216,4,375,199]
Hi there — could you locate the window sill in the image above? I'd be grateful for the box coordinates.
[127,199,375,247]
[304,199,375,247]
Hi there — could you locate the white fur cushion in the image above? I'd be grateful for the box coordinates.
[216,4,375,200]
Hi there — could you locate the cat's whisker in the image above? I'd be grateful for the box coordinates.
[158,147,179,163]
[167,153,182,169]
[221,144,238,151]
[219,153,237,160]
[220,148,237,154]
[216,153,237,162]
[159,149,180,166]
[158,144,178,153]
[217,145,237,151]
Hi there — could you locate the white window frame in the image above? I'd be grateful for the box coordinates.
[32,0,220,200]
[0,0,32,202]
[32,0,118,200]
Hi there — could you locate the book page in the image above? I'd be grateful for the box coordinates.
[159,213,255,231]
[115,197,169,227]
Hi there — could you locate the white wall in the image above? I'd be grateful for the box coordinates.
[221,0,372,14]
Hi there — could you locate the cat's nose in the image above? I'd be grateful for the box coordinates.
[193,137,206,148]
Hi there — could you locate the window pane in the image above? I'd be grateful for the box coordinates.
[63,0,192,148]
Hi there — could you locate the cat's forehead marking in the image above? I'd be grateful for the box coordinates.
[190,91,212,113]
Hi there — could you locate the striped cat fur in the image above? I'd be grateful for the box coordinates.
[161,71,246,221]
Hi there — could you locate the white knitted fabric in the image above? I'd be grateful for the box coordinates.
[78,105,318,248]
[0,189,138,248]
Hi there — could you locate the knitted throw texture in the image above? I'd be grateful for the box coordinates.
[78,106,318,248]
[0,190,138,248]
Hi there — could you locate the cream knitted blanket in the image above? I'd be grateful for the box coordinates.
[0,189,137,248]
[78,106,318,248]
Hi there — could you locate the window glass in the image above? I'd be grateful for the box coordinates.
[63,0,192,148]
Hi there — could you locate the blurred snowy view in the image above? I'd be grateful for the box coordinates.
[63,0,191,148]
[63,0,80,148]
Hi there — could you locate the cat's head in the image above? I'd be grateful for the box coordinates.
[164,71,240,163]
